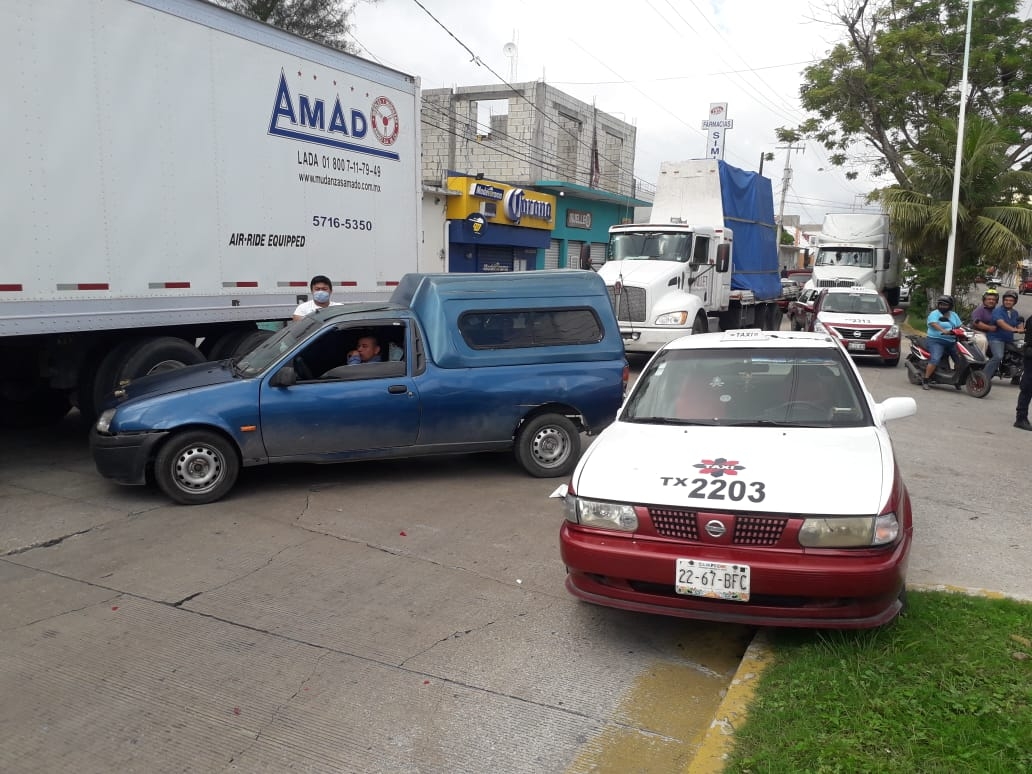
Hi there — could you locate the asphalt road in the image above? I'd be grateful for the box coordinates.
[1,324,1030,773]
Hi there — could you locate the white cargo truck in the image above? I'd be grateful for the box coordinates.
[808,213,902,305]
[0,0,421,426]
[599,160,783,354]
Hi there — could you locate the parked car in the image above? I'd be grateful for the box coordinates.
[811,287,903,366]
[554,329,917,629]
[92,271,628,504]
[784,267,813,287]
[1021,277,1032,295]
[786,287,819,331]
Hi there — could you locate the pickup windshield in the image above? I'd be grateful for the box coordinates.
[622,347,870,428]
[235,318,319,377]
[609,232,692,262]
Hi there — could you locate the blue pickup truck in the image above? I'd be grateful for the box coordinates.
[91,271,628,504]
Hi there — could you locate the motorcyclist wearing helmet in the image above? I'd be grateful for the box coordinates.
[986,290,1025,381]
[923,294,963,389]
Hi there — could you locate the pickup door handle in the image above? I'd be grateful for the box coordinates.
[387,384,408,394]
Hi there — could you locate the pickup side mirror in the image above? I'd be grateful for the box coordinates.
[715,243,730,273]
[269,366,296,387]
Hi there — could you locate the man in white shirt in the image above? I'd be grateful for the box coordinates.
[292,275,341,320]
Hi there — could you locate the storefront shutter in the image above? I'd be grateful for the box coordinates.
[544,239,561,270]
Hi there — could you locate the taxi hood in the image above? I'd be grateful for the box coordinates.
[573,422,893,516]
[818,310,894,327]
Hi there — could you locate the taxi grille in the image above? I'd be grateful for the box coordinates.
[829,326,879,340]
[650,508,699,540]
[733,515,787,545]
[649,508,786,546]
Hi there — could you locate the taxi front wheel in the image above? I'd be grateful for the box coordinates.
[515,414,580,478]
[154,430,240,505]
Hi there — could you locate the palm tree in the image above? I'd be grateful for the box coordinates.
[875,115,1032,293]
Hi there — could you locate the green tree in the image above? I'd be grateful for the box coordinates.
[875,115,1032,300]
[212,0,359,52]
[794,0,1032,183]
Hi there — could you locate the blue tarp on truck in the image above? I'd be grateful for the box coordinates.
[718,161,782,302]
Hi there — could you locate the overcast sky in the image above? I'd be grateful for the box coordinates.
[347,0,899,225]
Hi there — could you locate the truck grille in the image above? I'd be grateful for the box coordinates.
[648,508,787,546]
[816,279,857,288]
[608,286,647,323]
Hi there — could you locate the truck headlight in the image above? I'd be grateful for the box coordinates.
[95,408,117,434]
[654,311,689,326]
[568,497,638,531]
[799,513,899,547]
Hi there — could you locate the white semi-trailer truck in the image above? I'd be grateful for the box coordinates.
[0,0,421,426]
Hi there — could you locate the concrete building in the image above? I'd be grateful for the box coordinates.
[420,81,651,272]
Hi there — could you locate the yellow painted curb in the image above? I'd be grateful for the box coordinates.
[683,629,774,774]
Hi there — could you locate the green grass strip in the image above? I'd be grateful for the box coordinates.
[724,590,1032,774]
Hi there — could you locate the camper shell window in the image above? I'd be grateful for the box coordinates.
[459,308,603,349]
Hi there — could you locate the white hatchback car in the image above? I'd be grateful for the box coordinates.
[556,329,918,629]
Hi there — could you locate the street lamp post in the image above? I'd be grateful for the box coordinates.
[943,0,975,296]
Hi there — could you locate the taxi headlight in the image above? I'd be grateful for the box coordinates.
[96,408,117,434]
[799,513,899,547]
[654,311,689,326]
[886,324,900,338]
[569,497,638,531]
[813,321,831,335]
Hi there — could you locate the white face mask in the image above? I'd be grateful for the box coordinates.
[313,290,331,304]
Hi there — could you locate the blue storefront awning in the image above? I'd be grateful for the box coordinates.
[449,219,552,248]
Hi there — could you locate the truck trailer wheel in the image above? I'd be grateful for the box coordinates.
[205,328,258,361]
[692,313,708,335]
[91,337,206,416]
[515,414,581,478]
[231,329,274,357]
[154,429,240,505]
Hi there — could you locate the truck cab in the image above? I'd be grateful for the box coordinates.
[808,213,901,305]
[599,224,730,351]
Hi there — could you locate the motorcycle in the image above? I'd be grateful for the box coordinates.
[904,327,992,398]
[993,342,1025,385]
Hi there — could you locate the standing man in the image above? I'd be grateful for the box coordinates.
[292,275,341,320]
[989,291,1024,383]
[1014,321,1032,431]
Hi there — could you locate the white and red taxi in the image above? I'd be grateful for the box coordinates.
[810,287,903,366]
[555,329,917,629]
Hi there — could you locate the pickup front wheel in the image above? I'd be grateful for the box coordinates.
[515,414,581,478]
[154,430,240,505]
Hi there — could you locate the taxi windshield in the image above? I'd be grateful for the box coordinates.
[623,347,870,428]
[821,293,889,314]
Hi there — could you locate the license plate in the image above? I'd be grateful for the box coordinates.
[675,558,750,602]
[847,341,866,351]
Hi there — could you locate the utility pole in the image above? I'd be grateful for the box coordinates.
[775,141,804,244]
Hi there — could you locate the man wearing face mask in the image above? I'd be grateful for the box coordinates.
[292,275,341,320]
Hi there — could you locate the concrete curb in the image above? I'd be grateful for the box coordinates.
[684,585,1030,773]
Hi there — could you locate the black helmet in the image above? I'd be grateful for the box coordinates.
[936,294,954,308]
[1003,290,1019,302]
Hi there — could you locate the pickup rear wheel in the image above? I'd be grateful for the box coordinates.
[515,414,580,478]
[154,430,240,505]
